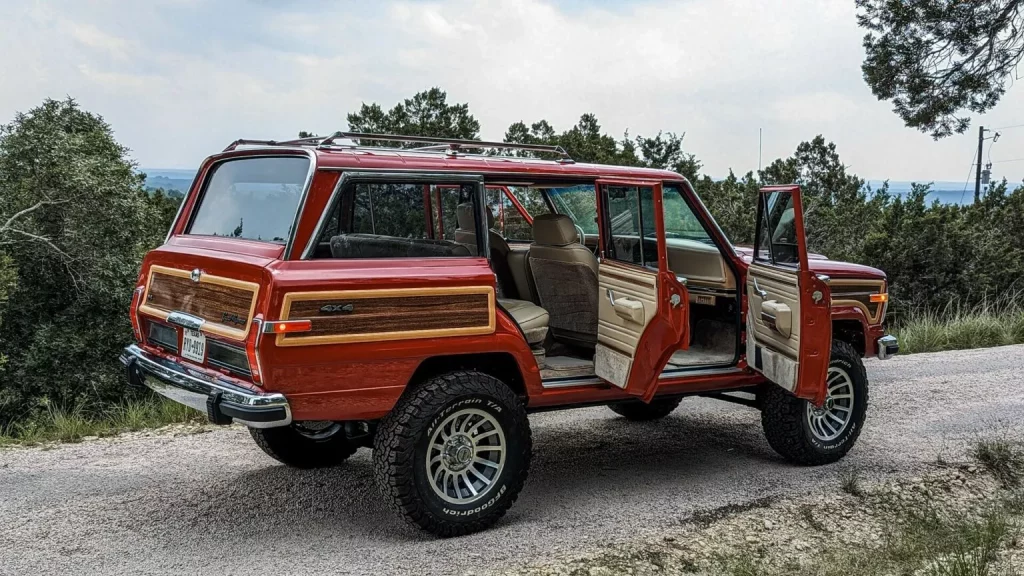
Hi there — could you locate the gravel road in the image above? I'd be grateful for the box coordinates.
[3,345,1024,576]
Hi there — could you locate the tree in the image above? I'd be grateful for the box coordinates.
[504,114,641,165]
[346,87,480,147]
[858,0,1024,138]
[0,98,169,425]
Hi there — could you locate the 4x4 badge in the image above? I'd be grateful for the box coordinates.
[320,303,355,315]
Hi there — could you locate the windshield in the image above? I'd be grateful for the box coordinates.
[188,156,309,243]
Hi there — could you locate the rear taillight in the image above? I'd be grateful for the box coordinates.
[247,317,265,385]
[129,286,145,341]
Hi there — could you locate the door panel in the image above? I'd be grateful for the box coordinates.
[595,262,659,386]
[746,186,831,405]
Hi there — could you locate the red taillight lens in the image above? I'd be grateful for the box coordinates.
[247,317,264,385]
[129,286,144,341]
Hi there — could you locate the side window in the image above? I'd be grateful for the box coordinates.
[314,180,478,259]
[754,191,799,266]
[547,184,598,234]
[487,186,549,242]
[603,185,657,268]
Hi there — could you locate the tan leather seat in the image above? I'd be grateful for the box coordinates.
[498,298,548,346]
[455,203,519,298]
[528,214,599,348]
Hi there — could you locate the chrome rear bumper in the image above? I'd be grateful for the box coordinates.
[876,335,899,360]
[119,344,291,428]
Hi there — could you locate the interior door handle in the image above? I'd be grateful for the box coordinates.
[752,278,768,299]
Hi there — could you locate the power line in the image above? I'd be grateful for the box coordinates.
[992,157,1024,163]
[960,145,979,205]
[993,122,1024,131]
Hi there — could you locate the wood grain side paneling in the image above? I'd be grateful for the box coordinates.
[139,266,259,340]
[277,286,495,346]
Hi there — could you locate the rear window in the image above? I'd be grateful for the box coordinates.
[188,156,309,243]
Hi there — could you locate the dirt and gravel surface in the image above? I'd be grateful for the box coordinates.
[2,345,1024,576]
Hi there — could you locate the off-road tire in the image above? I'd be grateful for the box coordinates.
[608,397,683,421]
[249,424,357,469]
[760,340,868,465]
[372,370,532,537]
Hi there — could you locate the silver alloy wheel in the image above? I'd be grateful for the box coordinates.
[293,421,343,440]
[426,408,506,505]
[805,367,855,442]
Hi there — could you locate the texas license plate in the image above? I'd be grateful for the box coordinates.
[181,329,206,363]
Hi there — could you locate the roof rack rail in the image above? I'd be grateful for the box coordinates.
[223,131,575,163]
[319,131,575,163]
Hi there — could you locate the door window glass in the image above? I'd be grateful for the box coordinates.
[755,191,799,266]
[603,185,657,268]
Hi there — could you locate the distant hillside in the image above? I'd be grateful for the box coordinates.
[140,169,194,195]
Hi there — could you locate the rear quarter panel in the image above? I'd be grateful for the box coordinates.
[260,258,541,420]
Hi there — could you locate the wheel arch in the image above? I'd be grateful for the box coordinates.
[831,310,869,358]
[410,352,528,398]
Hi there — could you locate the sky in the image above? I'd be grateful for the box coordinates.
[2,0,1023,184]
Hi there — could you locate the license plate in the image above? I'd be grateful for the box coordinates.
[181,329,206,363]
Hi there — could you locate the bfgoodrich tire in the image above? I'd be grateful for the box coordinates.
[608,397,683,421]
[760,340,868,465]
[249,422,358,469]
[372,370,532,537]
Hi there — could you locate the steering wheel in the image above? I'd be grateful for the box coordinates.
[574,223,598,255]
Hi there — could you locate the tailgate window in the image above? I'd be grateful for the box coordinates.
[188,156,309,243]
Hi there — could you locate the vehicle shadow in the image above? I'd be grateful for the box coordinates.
[146,403,804,542]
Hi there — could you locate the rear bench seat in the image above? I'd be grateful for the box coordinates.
[498,299,548,346]
[331,234,550,347]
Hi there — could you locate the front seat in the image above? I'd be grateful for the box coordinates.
[528,214,599,348]
[454,202,518,299]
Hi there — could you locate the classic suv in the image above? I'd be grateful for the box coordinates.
[120,133,898,537]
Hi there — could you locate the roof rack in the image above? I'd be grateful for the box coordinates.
[224,131,575,163]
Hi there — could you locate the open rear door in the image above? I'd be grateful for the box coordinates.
[592,179,690,402]
[745,185,831,405]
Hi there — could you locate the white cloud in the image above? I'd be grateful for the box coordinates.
[0,0,1022,185]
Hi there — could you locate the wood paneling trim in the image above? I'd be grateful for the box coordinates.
[277,286,496,346]
[138,265,260,340]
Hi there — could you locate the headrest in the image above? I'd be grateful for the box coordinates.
[456,203,475,231]
[456,202,495,231]
[533,214,579,246]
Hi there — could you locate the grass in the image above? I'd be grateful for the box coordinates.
[0,396,203,447]
[974,439,1024,489]
[839,470,864,497]
[895,294,1024,354]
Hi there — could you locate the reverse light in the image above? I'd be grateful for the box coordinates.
[129,286,145,341]
[869,293,889,303]
[246,317,265,385]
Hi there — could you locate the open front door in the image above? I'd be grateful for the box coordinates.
[592,179,690,402]
[746,185,831,405]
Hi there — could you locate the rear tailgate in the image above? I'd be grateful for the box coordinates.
[132,238,280,380]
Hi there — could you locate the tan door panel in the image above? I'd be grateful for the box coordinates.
[595,262,658,387]
[746,263,801,391]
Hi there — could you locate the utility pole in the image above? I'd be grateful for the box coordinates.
[975,125,985,204]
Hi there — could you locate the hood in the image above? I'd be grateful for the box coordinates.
[733,246,885,280]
